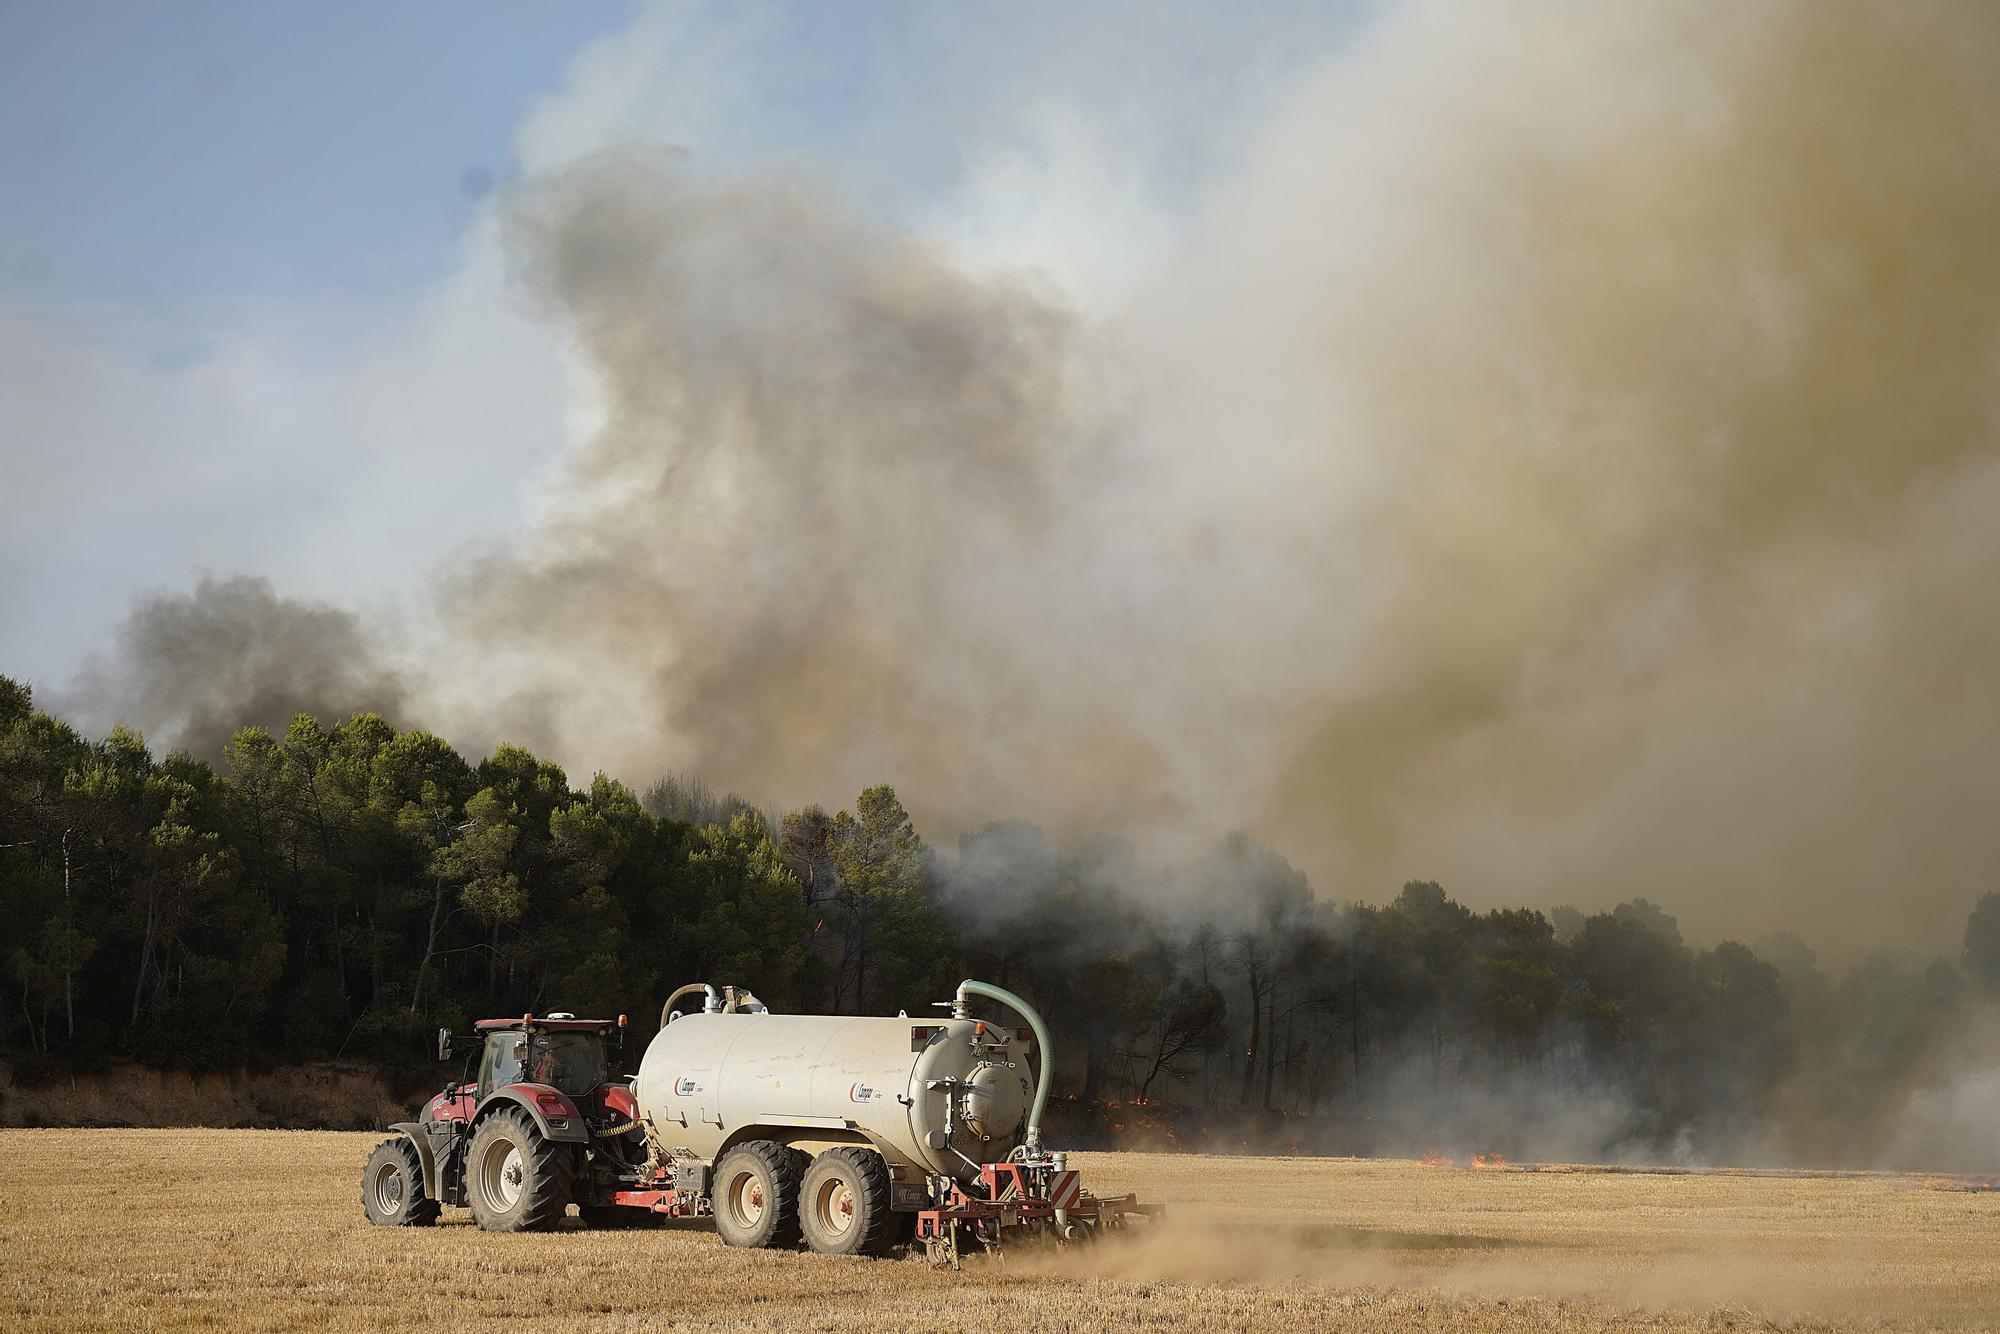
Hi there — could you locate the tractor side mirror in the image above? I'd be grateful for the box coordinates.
[436,1027,452,1062]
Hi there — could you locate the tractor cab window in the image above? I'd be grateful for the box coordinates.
[478,1032,525,1097]
[522,1031,607,1096]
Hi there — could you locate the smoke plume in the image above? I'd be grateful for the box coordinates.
[63,575,406,756]
[71,1,2000,953]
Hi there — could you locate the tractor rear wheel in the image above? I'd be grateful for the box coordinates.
[466,1107,574,1232]
[360,1136,439,1227]
[712,1141,803,1249]
[799,1147,893,1257]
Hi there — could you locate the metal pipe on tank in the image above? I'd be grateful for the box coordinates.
[953,979,1051,1155]
[658,981,727,1029]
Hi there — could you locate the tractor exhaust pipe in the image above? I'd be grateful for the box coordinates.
[952,979,1052,1156]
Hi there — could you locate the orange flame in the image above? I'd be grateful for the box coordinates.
[1470,1153,1508,1169]
[1922,1177,1996,1193]
[1090,1096,1185,1151]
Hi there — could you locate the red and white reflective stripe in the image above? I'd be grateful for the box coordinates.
[1049,1171,1081,1210]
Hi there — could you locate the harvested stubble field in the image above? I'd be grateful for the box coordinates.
[2,1130,1995,1332]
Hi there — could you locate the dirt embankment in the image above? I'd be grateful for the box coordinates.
[0,1060,409,1130]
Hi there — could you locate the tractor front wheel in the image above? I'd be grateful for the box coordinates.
[361,1136,439,1228]
[466,1108,574,1232]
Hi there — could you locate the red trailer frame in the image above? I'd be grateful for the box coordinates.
[914,1161,1157,1267]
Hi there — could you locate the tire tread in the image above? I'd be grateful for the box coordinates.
[712,1140,804,1249]
[360,1136,441,1228]
[801,1146,893,1257]
[466,1107,574,1232]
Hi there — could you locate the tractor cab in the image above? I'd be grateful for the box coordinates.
[468,1015,617,1099]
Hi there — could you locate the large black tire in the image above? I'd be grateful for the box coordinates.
[712,1141,804,1249]
[360,1136,440,1228]
[465,1107,574,1232]
[799,1147,893,1257]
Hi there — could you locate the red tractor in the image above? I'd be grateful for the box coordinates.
[360,1012,648,1232]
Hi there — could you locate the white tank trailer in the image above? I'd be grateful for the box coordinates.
[621,979,1152,1262]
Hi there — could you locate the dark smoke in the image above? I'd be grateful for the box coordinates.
[61,575,406,756]
[424,151,1132,829]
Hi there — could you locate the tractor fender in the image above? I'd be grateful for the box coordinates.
[388,1122,438,1200]
[475,1085,592,1145]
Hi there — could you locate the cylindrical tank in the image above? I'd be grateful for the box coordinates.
[633,1009,1034,1182]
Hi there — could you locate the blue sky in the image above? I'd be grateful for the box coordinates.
[2,3,636,311]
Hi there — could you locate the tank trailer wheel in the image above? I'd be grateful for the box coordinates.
[466,1107,574,1232]
[360,1136,440,1228]
[799,1147,894,1257]
[712,1141,804,1249]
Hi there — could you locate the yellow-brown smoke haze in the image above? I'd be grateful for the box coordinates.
[71,2,2000,955]
[1188,0,2000,949]
[414,0,2000,953]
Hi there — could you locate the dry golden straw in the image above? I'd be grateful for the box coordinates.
[4,1130,1997,1331]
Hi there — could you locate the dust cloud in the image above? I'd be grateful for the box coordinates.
[1021,1204,1927,1324]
